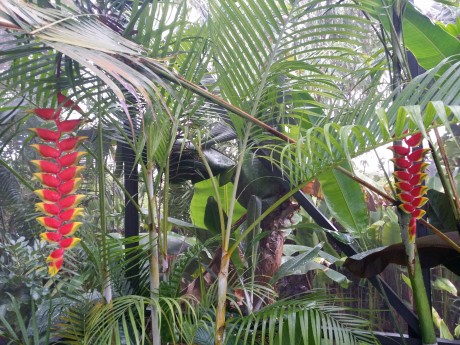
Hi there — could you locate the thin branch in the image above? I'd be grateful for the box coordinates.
[419,219,460,254]
[334,165,395,203]
[142,59,296,145]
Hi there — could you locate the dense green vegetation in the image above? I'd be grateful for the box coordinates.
[0,0,460,344]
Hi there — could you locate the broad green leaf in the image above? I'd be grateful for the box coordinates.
[381,220,402,246]
[433,277,457,296]
[190,178,245,230]
[204,196,227,235]
[374,2,460,70]
[271,243,322,283]
[427,189,458,232]
[318,163,369,236]
[403,4,460,69]
[307,261,349,288]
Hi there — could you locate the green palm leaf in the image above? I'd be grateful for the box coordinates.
[226,293,378,345]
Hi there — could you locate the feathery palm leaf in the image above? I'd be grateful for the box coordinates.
[224,292,378,345]
[207,0,375,133]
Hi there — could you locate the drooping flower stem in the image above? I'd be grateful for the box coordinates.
[409,249,437,345]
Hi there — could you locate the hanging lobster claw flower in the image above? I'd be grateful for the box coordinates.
[392,132,431,244]
[33,173,61,188]
[31,160,60,174]
[46,248,65,262]
[48,257,63,276]
[30,144,60,159]
[59,237,81,249]
[30,102,85,276]
[28,108,61,121]
[40,232,62,243]
[388,145,410,156]
[58,208,84,222]
[34,189,62,202]
[58,166,85,181]
[57,119,82,133]
[58,222,82,236]
[57,194,85,209]
[57,136,87,152]
[29,128,60,142]
[37,217,62,230]
[391,158,411,169]
[35,202,60,216]
[58,152,86,167]
[57,178,82,195]
[404,132,423,147]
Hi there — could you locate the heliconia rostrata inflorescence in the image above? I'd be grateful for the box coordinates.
[30,93,86,276]
[389,132,430,242]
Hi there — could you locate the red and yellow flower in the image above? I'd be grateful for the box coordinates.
[30,93,85,276]
[390,132,430,242]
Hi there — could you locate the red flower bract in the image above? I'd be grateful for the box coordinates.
[30,128,61,142]
[33,173,61,188]
[31,160,60,174]
[57,119,82,133]
[58,222,82,236]
[391,158,412,169]
[57,136,87,152]
[36,202,61,216]
[29,108,61,121]
[58,152,85,167]
[57,92,83,112]
[57,178,81,195]
[404,132,423,147]
[58,166,84,181]
[58,195,85,209]
[30,144,60,158]
[388,145,410,156]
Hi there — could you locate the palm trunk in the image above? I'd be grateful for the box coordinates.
[97,112,113,303]
[215,251,230,344]
[147,166,161,345]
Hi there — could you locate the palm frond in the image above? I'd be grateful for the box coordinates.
[80,294,196,344]
[226,292,378,345]
[207,0,376,132]
[258,101,460,186]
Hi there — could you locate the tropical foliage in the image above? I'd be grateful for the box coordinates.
[0,0,459,344]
